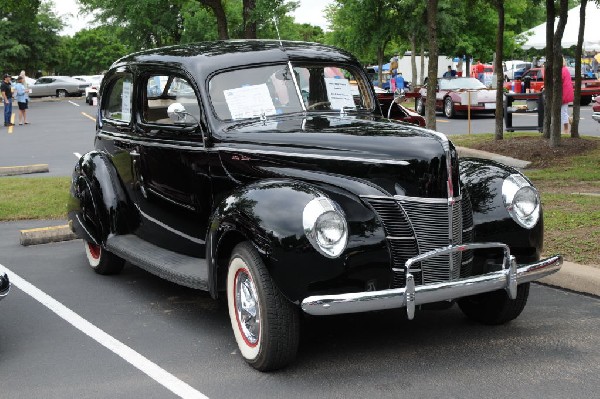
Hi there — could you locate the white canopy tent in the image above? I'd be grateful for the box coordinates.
[520,3,600,51]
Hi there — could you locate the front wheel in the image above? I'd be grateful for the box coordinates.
[84,241,125,275]
[227,242,300,371]
[443,96,455,118]
[416,97,425,116]
[457,282,530,325]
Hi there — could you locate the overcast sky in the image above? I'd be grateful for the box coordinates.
[54,0,333,36]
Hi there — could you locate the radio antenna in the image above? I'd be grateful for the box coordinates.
[273,15,283,46]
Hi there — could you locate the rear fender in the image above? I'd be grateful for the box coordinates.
[67,151,134,245]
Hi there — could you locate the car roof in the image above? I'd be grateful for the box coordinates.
[109,40,360,81]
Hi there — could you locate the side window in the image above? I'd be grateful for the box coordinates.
[142,74,200,125]
[103,74,133,122]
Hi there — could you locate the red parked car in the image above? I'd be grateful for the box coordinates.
[416,77,497,118]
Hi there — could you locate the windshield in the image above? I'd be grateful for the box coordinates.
[440,78,486,90]
[209,63,374,121]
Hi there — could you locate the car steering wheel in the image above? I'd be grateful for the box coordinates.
[307,101,331,110]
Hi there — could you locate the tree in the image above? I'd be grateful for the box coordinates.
[492,0,505,141]
[0,0,63,75]
[549,0,568,147]
[60,27,131,75]
[425,0,439,131]
[326,0,396,87]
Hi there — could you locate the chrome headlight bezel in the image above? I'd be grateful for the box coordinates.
[502,174,540,229]
[302,197,348,258]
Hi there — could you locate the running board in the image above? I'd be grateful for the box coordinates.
[106,234,208,290]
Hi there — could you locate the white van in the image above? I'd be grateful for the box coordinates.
[503,60,531,81]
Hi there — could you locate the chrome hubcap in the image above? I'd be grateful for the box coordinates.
[235,270,260,345]
[445,99,452,115]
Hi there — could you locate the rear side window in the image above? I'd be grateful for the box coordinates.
[103,74,133,122]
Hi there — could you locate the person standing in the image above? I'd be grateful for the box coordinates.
[561,59,574,135]
[1,74,14,127]
[14,76,29,125]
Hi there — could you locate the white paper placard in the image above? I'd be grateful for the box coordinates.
[121,80,132,121]
[224,84,276,119]
[324,78,356,110]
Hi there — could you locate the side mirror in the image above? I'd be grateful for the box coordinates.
[167,103,187,123]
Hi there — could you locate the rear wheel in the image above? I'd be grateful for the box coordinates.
[227,242,300,371]
[57,89,67,98]
[84,241,125,275]
[457,282,530,325]
[444,96,455,118]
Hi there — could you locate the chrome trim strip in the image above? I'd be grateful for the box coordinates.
[361,194,462,203]
[386,236,415,241]
[136,206,205,245]
[301,244,563,318]
[226,148,410,166]
[288,60,307,112]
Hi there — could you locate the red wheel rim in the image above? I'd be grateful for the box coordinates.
[87,242,101,260]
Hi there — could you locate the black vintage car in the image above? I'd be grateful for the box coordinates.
[68,40,562,371]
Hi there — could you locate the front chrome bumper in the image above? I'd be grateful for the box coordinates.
[592,112,600,123]
[301,243,562,320]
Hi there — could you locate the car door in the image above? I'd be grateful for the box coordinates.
[32,78,54,97]
[130,69,210,258]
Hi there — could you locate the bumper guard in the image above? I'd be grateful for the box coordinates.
[301,243,562,320]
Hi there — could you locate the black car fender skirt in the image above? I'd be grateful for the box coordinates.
[67,151,133,245]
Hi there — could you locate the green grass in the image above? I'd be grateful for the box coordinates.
[0,176,70,220]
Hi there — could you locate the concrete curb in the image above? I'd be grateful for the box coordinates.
[0,164,49,177]
[20,225,77,246]
[539,261,600,297]
[456,147,531,169]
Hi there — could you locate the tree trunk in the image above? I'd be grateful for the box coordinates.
[199,0,229,40]
[572,0,587,138]
[494,0,505,141]
[550,0,568,148]
[543,0,554,139]
[425,0,438,131]
[377,46,384,89]
[420,43,425,85]
[243,0,257,39]
[410,34,417,88]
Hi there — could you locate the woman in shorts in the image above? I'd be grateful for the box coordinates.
[14,76,29,125]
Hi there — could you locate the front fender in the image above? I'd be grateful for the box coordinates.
[459,157,543,263]
[67,151,134,245]
[208,179,389,303]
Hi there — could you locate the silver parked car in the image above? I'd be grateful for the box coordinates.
[30,76,89,98]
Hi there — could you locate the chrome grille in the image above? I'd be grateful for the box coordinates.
[364,195,474,287]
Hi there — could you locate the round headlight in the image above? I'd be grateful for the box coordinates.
[502,174,540,229]
[315,211,346,248]
[303,197,348,258]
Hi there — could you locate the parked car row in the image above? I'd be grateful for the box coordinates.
[8,74,104,99]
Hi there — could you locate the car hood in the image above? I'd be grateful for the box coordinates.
[215,114,458,199]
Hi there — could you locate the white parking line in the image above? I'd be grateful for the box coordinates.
[68,101,80,107]
[0,263,209,399]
